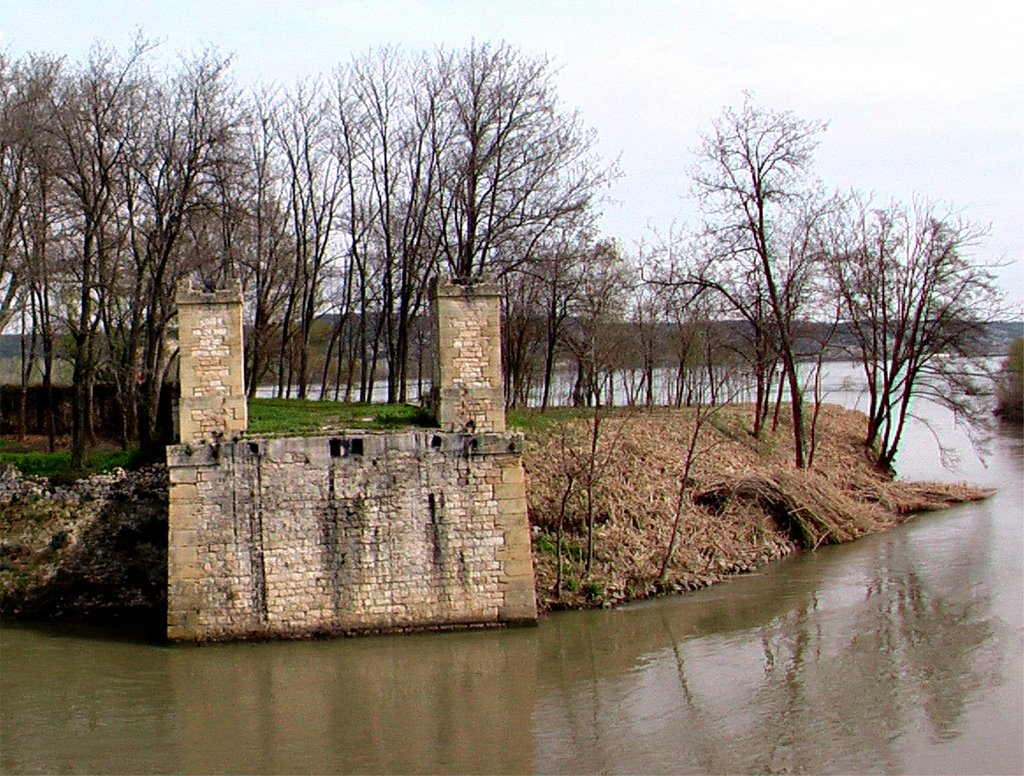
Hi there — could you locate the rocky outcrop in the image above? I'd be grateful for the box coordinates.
[0,464,168,624]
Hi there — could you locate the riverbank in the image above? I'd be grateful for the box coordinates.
[0,464,168,623]
[523,404,992,611]
[0,404,991,624]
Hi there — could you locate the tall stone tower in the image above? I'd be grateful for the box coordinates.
[175,280,247,443]
[433,277,506,433]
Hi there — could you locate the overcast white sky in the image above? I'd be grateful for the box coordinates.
[3,0,1022,308]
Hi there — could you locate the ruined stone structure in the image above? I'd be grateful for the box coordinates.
[175,281,247,444]
[166,277,536,641]
[165,432,534,641]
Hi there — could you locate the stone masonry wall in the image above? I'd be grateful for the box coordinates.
[175,281,247,443]
[166,431,536,641]
[434,278,506,433]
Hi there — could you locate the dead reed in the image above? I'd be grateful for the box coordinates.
[522,404,991,611]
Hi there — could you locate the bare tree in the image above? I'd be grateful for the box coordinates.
[499,228,591,409]
[626,279,664,407]
[655,228,779,426]
[2,54,64,448]
[658,395,730,583]
[344,49,444,403]
[45,40,151,466]
[0,53,28,333]
[536,230,589,410]
[120,50,240,451]
[432,42,613,281]
[563,239,634,407]
[994,338,1023,423]
[236,88,293,398]
[500,265,545,409]
[823,195,1000,472]
[329,67,379,402]
[689,96,828,468]
[274,79,343,398]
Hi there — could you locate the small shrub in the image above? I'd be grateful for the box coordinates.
[533,533,558,555]
[582,580,604,600]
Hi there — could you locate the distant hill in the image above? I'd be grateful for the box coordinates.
[1,322,1021,370]
[0,334,23,359]
[986,321,1024,352]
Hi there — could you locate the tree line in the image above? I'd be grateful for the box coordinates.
[0,39,616,464]
[1,43,1005,471]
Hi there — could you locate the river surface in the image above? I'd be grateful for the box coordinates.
[2,382,1022,774]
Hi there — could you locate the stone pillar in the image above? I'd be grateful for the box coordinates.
[433,277,506,433]
[175,280,247,443]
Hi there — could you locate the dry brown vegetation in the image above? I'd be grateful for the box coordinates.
[523,404,991,611]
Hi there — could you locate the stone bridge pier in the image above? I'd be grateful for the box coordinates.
[166,276,537,641]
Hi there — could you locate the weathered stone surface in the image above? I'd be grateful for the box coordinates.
[165,274,536,642]
[433,277,506,433]
[175,280,247,444]
[166,432,536,641]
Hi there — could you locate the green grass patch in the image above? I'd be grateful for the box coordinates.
[533,533,559,555]
[0,447,143,480]
[247,398,435,436]
[508,406,606,432]
[582,580,605,600]
[532,531,587,563]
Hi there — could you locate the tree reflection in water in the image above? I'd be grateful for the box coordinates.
[531,427,1020,774]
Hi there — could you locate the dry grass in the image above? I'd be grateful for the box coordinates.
[523,404,991,611]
